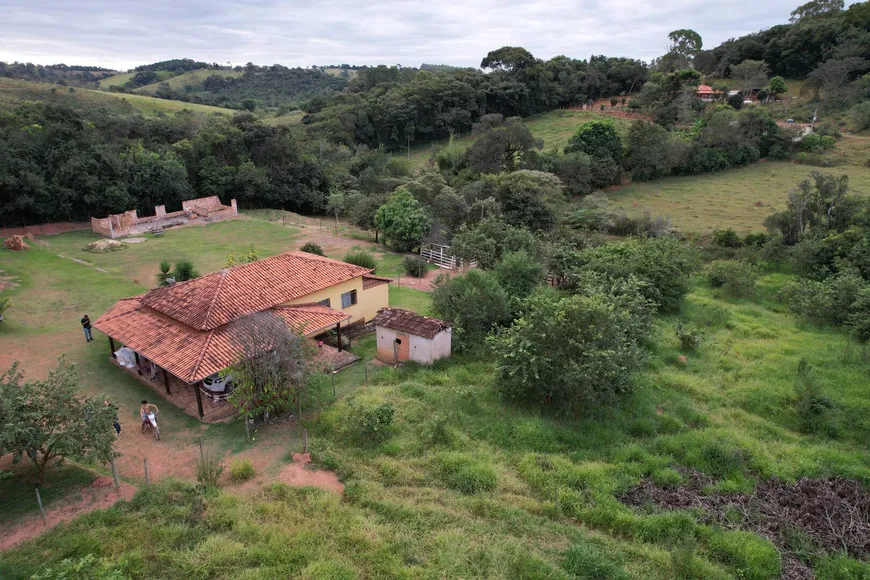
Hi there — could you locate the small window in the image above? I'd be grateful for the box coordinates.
[317,298,331,307]
[341,289,357,308]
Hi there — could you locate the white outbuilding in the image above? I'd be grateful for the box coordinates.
[373,307,451,365]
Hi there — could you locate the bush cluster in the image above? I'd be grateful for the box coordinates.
[343,250,377,271]
[300,242,325,256]
[341,397,396,444]
[402,255,428,277]
[707,260,760,297]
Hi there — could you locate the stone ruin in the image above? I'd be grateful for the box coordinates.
[90,196,239,239]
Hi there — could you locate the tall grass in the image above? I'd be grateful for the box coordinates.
[4,273,870,578]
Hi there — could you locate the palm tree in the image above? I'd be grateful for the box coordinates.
[157,261,172,286]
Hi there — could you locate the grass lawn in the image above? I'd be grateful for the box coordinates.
[36,219,302,287]
[96,72,136,88]
[0,462,97,523]
[607,148,870,234]
[4,271,870,578]
[90,89,237,116]
[406,109,626,170]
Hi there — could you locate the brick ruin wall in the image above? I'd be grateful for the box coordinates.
[91,198,238,238]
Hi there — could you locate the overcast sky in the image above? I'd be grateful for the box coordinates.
[0,0,843,71]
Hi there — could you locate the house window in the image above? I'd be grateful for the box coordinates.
[341,290,357,308]
[317,298,331,307]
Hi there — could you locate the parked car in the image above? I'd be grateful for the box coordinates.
[203,373,236,394]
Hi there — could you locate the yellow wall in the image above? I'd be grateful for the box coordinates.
[285,276,388,324]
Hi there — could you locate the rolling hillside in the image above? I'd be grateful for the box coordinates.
[0,78,236,117]
[407,109,630,169]
[135,68,244,94]
[96,71,137,88]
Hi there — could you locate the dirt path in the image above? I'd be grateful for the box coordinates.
[394,267,457,291]
[0,476,136,552]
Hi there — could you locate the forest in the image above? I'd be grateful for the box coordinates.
[1,0,869,228]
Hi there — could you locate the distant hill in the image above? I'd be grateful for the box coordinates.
[0,77,236,118]
[135,69,244,94]
[0,61,118,88]
[151,66,348,110]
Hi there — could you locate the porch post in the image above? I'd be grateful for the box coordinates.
[134,352,142,375]
[336,322,343,352]
[108,336,116,358]
[162,368,171,395]
[194,381,204,420]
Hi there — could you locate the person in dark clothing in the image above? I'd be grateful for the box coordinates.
[81,314,93,342]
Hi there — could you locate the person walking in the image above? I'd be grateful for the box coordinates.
[81,314,93,342]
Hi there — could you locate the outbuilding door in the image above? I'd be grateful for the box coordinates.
[396,333,410,361]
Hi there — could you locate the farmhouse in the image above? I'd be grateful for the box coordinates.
[373,307,451,365]
[94,251,391,421]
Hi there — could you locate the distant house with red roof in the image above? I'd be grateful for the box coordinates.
[94,251,390,420]
[695,85,722,102]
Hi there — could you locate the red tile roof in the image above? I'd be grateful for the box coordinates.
[94,297,349,382]
[362,274,392,290]
[140,252,373,331]
[93,251,371,382]
[372,307,449,339]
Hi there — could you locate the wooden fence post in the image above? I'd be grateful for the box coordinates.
[35,488,47,526]
[110,458,120,490]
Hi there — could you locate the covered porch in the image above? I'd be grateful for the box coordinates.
[95,298,355,422]
[107,346,238,423]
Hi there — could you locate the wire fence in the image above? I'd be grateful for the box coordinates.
[0,459,123,528]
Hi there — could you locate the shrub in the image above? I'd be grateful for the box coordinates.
[300,242,324,256]
[794,359,833,435]
[435,452,497,494]
[782,270,867,326]
[565,119,623,162]
[342,397,395,444]
[173,259,198,282]
[432,269,513,351]
[708,530,781,580]
[847,101,870,132]
[578,236,698,312]
[229,458,255,482]
[492,250,546,304]
[343,250,376,271]
[675,322,704,351]
[742,232,767,247]
[847,286,870,341]
[491,287,650,415]
[196,450,224,491]
[403,255,428,277]
[707,260,759,297]
[712,228,742,248]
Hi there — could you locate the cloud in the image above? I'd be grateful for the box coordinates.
[0,0,815,70]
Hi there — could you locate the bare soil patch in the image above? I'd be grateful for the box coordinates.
[276,453,344,494]
[396,267,458,292]
[0,476,135,551]
[620,468,870,579]
[0,222,90,238]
